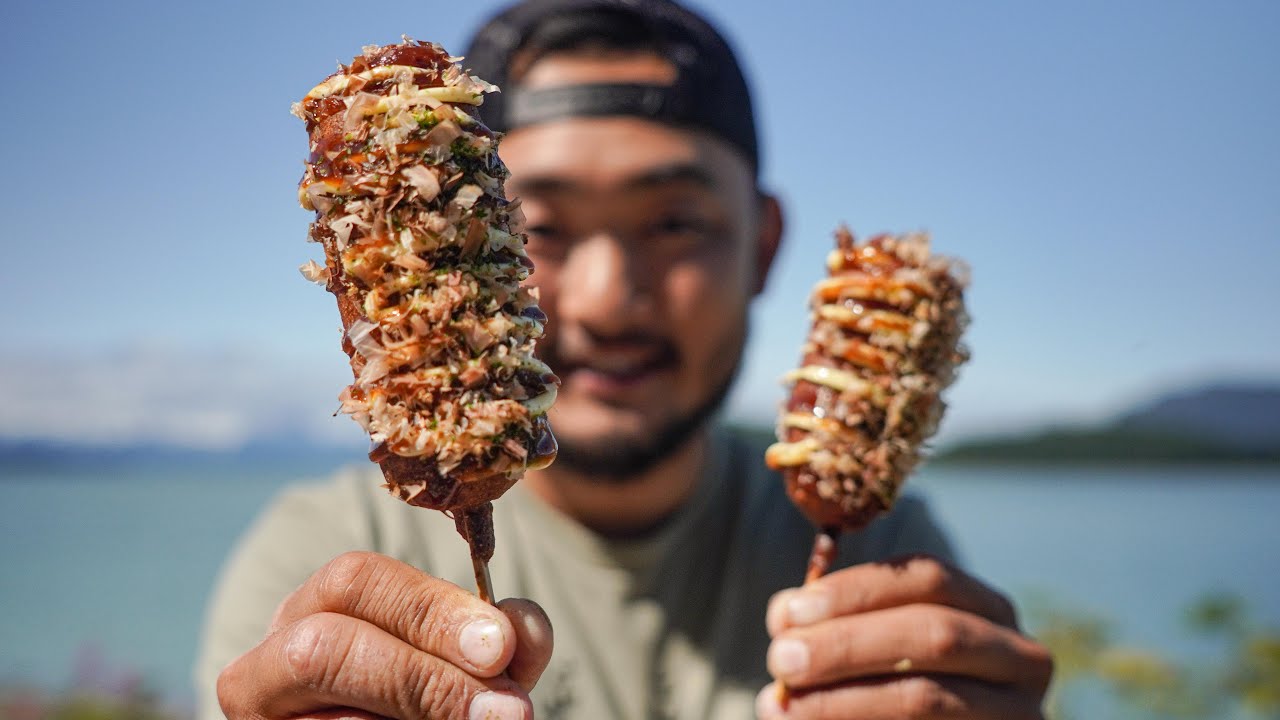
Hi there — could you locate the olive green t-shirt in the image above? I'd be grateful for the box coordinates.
[194,428,954,720]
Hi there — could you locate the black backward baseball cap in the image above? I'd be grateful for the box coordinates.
[463,0,760,175]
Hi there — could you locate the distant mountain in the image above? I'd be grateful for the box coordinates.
[0,437,367,474]
[1115,384,1280,450]
[936,381,1280,465]
[4,381,1278,471]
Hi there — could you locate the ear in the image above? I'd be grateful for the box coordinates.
[752,192,784,296]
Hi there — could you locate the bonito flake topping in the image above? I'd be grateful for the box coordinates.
[295,38,557,515]
[767,228,969,532]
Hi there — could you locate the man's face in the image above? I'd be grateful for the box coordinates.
[499,53,778,479]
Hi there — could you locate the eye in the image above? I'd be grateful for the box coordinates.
[649,214,715,249]
[523,223,570,261]
[525,223,559,241]
[655,216,704,234]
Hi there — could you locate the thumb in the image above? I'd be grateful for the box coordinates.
[496,598,554,693]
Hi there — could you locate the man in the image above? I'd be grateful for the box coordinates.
[200,1,1052,718]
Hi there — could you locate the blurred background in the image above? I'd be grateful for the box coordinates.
[2,1,1277,718]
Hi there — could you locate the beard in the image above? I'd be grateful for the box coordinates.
[543,321,748,484]
[552,366,739,482]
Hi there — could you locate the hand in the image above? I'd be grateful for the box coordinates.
[758,555,1053,719]
[217,551,552,720]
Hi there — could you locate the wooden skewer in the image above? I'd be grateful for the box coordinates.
[805,528,840,584]
[472,553,496,605]
[456,503,499,606]
[778,527,841,708]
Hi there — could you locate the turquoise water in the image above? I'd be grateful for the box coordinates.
[2,462,1278,711]
[916,466,1280,652]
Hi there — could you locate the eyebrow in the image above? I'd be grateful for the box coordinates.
[510,162,716,196]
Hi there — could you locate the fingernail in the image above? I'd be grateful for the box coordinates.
[469,691,526,720]
[460,618,504,670]
[786,589,830,625]
[755,683,783,718]
[768,638,809,677]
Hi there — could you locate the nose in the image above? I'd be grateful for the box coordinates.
[557,232,654,334]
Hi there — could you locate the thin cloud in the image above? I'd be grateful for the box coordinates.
[0,345,363,450]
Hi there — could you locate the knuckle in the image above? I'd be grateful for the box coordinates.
[406,578,455,643]
[318,551,382,610]
[896,676,954,718]
[283,613,351,688]
[413,661,471,720]
[912,555,954,598]
[924,611,966,660]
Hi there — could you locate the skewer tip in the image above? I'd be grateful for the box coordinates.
[472,555,496,606]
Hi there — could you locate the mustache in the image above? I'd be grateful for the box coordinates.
[537,329,679,370]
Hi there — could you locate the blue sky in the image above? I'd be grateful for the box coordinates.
[2,1,1277,448]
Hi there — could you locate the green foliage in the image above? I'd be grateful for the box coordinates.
[1029,592,1280,719]
[0,687,181,720]
[1187,593,1248,634]
[934,427,1280,465]
[1233,635,1280,714]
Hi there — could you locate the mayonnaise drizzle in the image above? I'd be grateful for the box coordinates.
[764,438,822,468]
[815,304,914,336]
[783,366,884,404]
[307,65,484,103]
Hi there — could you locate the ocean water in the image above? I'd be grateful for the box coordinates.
[1,461,1278,712]
[915,466,1280,653]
